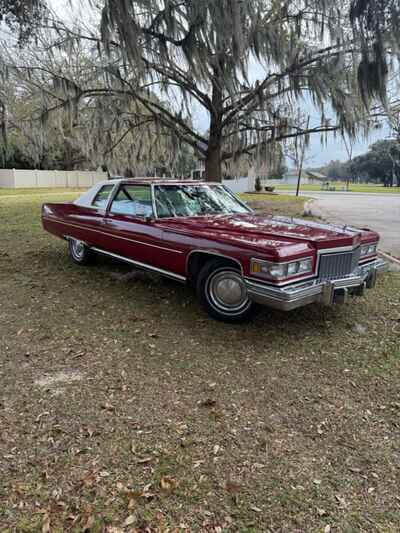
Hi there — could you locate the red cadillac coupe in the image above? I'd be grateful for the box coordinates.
[42,179,386,322]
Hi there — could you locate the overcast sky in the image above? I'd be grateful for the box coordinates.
[49,0,391,168]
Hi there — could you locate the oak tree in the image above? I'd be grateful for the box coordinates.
[97,0,397,180]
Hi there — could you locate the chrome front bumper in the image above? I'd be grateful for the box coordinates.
[245,258,387,312]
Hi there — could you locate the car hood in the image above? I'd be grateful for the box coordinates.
[160,213,369,258]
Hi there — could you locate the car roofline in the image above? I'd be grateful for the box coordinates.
[109,177,223,186]
[73,178,238,209]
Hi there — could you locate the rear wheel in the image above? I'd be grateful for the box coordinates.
[68,238,94,265]
[197,259,258,322]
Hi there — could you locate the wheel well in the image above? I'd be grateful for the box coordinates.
[187,252,242,283]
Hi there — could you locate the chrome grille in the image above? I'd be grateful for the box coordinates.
[318,247,361,280]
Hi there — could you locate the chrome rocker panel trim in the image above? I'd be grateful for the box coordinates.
[91,247,187,283]
[245,258,387,312]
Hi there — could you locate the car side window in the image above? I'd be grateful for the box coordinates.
[110,185,153,217]
[92,185,114,209]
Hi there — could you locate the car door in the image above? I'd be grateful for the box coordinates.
[65,183,116,248]
[103,184,174,271]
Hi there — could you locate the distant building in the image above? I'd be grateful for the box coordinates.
[263,169,327,187]
[264,169,308,186]
[282,169,309,185]
[305,170,327,183]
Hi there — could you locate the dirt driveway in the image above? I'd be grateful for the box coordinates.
[307,192,400,258]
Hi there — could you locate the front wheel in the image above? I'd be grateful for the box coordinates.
[197,259,258,323]
[68,238,94,265]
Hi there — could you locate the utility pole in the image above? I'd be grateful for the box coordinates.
[343,135,353,191]
[296,116,310,197]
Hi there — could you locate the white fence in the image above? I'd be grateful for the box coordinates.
[0,169,253,192]
[222,176,251,193]
[0,169,108,188]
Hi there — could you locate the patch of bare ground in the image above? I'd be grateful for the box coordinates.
[0,192,399,531]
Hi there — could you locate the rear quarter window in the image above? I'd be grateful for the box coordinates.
[92,185,114,209]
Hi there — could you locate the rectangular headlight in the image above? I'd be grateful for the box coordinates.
[250,258,313,281]
[298,258,313,273]
[360,243,378,258]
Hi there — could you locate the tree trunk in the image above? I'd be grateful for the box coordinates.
[205,138,222,182]
[205,75,223,182]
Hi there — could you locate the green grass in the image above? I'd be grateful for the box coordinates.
[240,192,308,202]
[275,183,400,194]
[0,190,399,532]
[240,192,311,217]
[0,187,85,197]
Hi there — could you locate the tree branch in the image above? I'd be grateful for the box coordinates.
[221,125,340,161]
[221,45,355,127]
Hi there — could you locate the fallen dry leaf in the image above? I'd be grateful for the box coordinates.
[199,398,217,408]
[42,511,50,533]
[123,514,136,527]
[80,511,95,531]
[226,481,242,493]
[160,476,179,491]
[136,456,153,464]
[213,444,220,455]
[101,400,115,412]
[128,497,136,510]
[335,494,347,507]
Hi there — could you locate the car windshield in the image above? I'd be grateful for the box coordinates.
[154,184,251,218]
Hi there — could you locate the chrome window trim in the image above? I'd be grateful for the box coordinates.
[151,183,159,219]
[221,185,253,213]
[91,184,115,208]
[107,183,154,218]
[151,183,252,219]
[74,181,120,210]
[91,247,186,283]
[105,181,122,212]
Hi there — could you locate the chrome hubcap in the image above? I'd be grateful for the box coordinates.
[208,270,249,312]
[71,239,85,259]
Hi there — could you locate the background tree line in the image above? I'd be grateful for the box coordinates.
[320,139,400,187]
